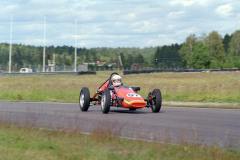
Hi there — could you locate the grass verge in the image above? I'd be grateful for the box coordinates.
[163,101,240,109]
[0,124,239,160]
[0,71,239,108]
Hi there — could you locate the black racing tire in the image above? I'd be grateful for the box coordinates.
[101,89,111,114]
[79,87,90,111]
[151,89,162,113]
[129,108,136,111]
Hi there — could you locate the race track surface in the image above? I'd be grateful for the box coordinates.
[0,102,239,149]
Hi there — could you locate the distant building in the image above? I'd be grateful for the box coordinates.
[96,61,106,66]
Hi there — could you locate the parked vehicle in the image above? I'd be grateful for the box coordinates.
[20,68,33,73]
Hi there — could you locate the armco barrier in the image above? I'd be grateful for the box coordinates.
[123,69,240,75]
[0,71,96,76]
[76,71,96,75]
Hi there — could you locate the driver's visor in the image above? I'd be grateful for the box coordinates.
[113,79,121,82]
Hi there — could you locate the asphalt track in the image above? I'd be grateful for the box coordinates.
[0,101,239,149]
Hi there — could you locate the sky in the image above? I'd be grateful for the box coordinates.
[0,0,239,48]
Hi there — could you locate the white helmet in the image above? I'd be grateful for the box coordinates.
[112,75,122,87]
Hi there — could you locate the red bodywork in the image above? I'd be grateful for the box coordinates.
[92,80,147,109]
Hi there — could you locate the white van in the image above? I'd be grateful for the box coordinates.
[20,68,33,73]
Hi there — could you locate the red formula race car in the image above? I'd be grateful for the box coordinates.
[79,72,162,114]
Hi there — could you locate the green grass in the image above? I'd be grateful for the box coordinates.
[0,124,239,160]
[1,72,240,159]
[0,71,239,106]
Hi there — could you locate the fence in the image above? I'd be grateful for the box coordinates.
[123,68,240,75]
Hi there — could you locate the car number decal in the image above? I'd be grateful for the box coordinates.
[127,93,141,97]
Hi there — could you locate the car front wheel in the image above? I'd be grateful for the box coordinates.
[101,89,111,114]
[151,89,162,113]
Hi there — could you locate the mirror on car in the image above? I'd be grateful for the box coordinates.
[132,87,140,92]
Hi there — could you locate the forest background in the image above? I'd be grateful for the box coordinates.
[0,30,239,71]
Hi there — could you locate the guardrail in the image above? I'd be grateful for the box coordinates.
[123,68,240,75]
[1,69,239,76]
[0,71,96,76]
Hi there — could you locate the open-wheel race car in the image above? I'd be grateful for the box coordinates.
[79,72,162,114]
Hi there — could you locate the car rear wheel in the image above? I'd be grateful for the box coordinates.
[151,89,162,113]
[79,87,90,111]
[101,89,111,114]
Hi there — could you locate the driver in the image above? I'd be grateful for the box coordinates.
[112,75,122,87]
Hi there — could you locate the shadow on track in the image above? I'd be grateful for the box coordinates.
[109,109,165,114]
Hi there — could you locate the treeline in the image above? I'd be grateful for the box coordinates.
[0,30,239,71]
[178,30,240,69]
[154,30,240,69]
[0,44,156,70]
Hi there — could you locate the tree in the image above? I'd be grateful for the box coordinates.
[135,53,144,63]
[154,47,161,67]
[154,44,182,69]
[0,43,9,68]
[228,30,240,68]
[179,34,198,68]
[125,54,133,70]
[190,42,210,69]
[223,34,232,54]
[206,31,225,68]
[13,47,23,68]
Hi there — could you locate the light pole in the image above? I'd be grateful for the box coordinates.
[74,18,77,72]
[43,16,46,72]
[9,14,13,73]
